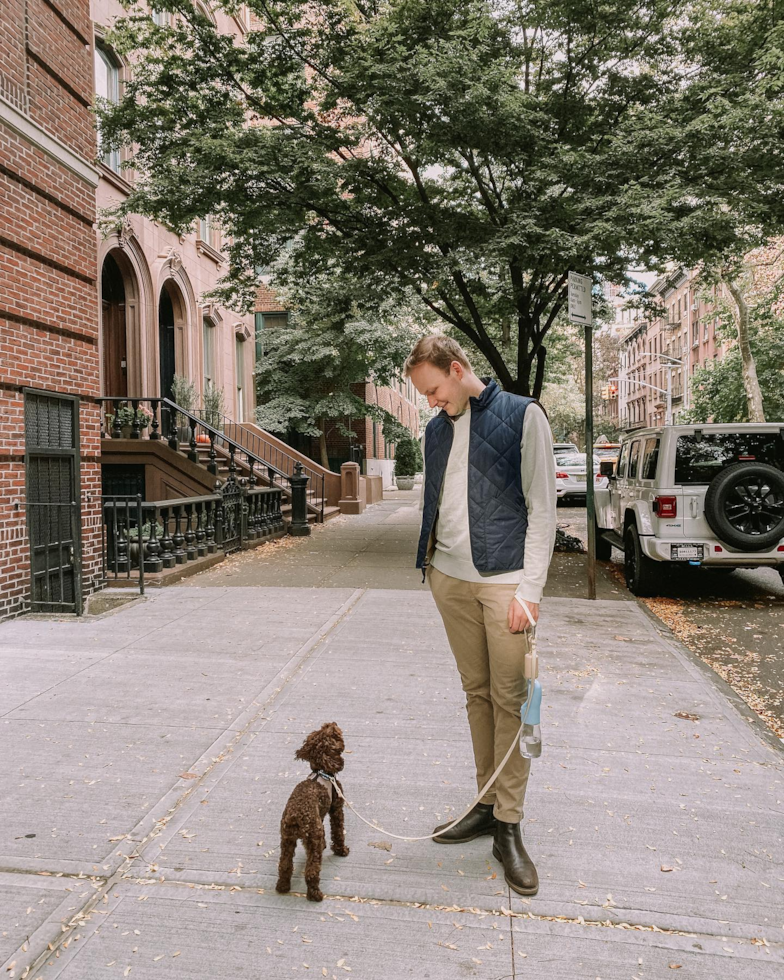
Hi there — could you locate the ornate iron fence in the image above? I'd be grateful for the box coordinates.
[102,484,283,591]
[97,396,325,522]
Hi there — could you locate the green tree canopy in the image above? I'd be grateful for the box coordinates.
[101,0,784,396]
[254,274,419,466]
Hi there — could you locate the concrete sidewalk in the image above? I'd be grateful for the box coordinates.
[1,495,782,979]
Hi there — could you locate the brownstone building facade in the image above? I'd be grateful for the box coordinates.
[1,0,101,618]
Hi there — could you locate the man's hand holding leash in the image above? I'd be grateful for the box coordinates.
[509,596,539,633]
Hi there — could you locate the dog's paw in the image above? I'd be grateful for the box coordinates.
[306,888,324,903]
[275,880,291,894]
[332,845,350,857]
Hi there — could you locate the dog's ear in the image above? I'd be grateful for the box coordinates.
[295,730,317,763]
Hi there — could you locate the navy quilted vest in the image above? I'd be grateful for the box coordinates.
[416,380,533,573]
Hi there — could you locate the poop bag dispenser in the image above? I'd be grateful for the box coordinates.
[519,625,542,760]
[519,680,542,759]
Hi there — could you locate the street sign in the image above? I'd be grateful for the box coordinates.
[568,271,592,325]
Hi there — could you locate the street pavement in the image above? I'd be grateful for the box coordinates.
[558,503,784,735]
[1,491,783,979]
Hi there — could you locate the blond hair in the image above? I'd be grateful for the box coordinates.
[403,335,472,377]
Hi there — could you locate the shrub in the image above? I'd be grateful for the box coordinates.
[394,436,418,477]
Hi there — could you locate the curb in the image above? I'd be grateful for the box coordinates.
[633,597,784,759]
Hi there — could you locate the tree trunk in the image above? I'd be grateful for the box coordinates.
[725,278,766,422]
[318,420,330,470]
[533,345,547,400]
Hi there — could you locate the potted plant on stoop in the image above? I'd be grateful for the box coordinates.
[199,381,225,443]
[170,374,197,443]
[107,406,152,438]
[394,436,417,491]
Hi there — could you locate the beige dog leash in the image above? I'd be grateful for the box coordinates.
[328,602,539,843]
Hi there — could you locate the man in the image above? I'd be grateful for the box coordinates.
[405,335,556,896]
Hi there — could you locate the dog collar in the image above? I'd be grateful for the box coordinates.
[309,769,335,795]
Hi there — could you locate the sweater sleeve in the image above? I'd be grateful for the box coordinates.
[514,403,556,605]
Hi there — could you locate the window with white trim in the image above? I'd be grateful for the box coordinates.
[94,44,120,172]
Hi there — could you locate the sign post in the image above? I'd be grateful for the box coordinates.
[568,272,596,600]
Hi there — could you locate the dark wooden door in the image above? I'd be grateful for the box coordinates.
[102,299,128,396]
[24,390,82,613]
[159,290,176,400]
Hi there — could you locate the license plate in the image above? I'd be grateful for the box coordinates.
[671,544,704,561]
[573,473,585,479]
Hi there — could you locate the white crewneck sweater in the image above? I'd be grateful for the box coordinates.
[420,401,556,604]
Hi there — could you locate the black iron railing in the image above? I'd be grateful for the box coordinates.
[192,405,327,522]
[102,484,284,589]
[97,396,325,522]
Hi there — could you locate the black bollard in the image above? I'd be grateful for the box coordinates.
[288,461,311,537]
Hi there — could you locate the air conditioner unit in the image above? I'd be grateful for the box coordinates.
[691,303,699,311]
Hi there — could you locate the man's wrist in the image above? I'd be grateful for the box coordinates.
[515,586,542,606]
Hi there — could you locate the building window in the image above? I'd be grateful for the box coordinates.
[235,335,245,422]
[203,318,216,389]
[151,7,171,26]
[94,45,120,172]
[198,216,220,250]
[254,311,288,366]
[254,312,264,364]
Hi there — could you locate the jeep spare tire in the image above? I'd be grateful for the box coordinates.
[704,462,784,551]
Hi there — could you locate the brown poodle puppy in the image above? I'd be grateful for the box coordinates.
[275,721,349,902]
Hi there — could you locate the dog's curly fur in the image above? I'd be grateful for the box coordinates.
[275,721,349,902]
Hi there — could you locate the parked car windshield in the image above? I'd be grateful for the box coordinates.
[555,453,600,468]
[674,433,784,484]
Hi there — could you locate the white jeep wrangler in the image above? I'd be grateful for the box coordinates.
[594,423,784,596]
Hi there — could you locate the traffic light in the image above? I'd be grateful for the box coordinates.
[608,384,618,397]
[601,386,610,400]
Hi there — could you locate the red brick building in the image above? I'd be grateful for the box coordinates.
[618,269,729,429]
[1,0,101,618]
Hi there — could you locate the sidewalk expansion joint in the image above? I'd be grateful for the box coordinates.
[10,589,367,980]
[113,876,782,949]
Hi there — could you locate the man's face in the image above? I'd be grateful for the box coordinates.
[408,361,469,417]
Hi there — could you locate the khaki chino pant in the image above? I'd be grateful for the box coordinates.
[428,565,531,824]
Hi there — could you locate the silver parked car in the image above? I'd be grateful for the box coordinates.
[595,424,784,595]
[555,453,607,501]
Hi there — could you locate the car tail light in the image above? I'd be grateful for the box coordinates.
[778,545,784,553]
[714,545,723,552]
[556,472,569,480]
[653,495,677,518]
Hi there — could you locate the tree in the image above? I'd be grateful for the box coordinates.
[100,0,784,398]
[540,380,583,443]
[539,319,620,446]
[684,242,784,423]
[254,275,419,468]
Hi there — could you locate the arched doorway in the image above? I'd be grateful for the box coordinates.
[158,284,176,402]
[101,253,128,396]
